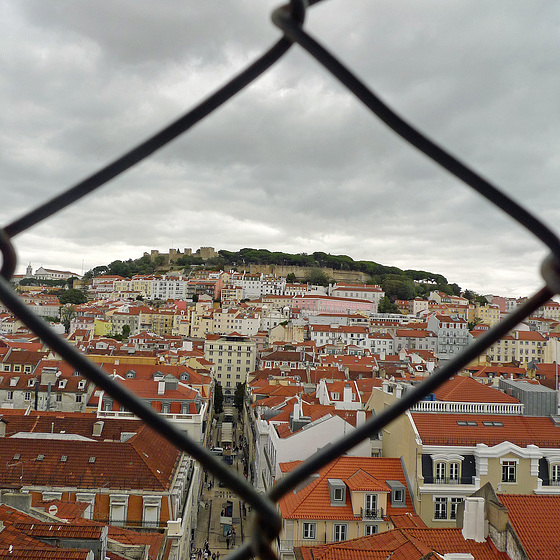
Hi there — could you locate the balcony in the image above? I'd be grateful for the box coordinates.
[360,507,384,520]
[423,476,474,485]
[410,401,524,415]
[540,479,560,487]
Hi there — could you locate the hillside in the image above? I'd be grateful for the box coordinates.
[84,248,481,306]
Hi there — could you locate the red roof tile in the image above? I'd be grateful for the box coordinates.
[433,376,519,404]
[411,413,560,447]
[499,493,560,560]
[279,457,412,520]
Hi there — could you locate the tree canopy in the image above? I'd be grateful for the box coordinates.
[86,247,471,300]
[58,289,88,305]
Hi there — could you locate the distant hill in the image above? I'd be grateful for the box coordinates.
[85,248,474,305]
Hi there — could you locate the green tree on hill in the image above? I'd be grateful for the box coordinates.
[58,289,88,305]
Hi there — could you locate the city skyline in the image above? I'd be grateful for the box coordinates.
[2,2,560,298]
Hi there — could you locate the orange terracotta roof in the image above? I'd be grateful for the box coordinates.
[387,513,427,529]
[498,493,560,560]
[0,422,179,491]
[346,469,389,492]
[279,457,412,520]
[34,499,89,520]
[433,376,520,403]
[297,527,508,560]
[411,413,560,447]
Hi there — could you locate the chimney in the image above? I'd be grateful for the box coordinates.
[293,396,301,421]
[343,384,352,403]
[158,381,165,395]
[0,419,6,438]
[462,497,486,542]
[356,410,366,427]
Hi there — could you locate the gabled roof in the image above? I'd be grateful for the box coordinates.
[279,456,412,520]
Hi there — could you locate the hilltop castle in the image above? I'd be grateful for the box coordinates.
[143,247,218,265]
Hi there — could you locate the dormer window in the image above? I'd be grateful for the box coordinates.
[328,479,346,505]
[27,379,35,387]
[58,379,67,389]
[78,380,86,390]
[387,480,407,508]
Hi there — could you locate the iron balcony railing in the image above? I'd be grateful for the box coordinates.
[423,476,475,486]
[360,507,384,520]
[2,1,560,558]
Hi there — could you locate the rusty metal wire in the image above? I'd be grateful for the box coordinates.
[1,1,560,559]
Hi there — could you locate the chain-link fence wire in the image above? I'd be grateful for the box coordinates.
[1,1,560,558]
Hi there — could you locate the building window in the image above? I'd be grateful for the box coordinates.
[76,394,82,403]
[434,497,447,520]
[333,487,344,502]
[110,495,128,526]
[435,462,446,482]
[502,461,517,483]
[450,498,462,520]
[364,524,378,536]
[302,522,316,539]
[552,464,560,485]
[24,392,31,401]
[449,462,459,482]
[6,391,13,401]
[56,393,62,402]
[364,494,378,518]
[333,524,347,542]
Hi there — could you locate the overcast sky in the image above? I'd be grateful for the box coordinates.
[1,1,559,298]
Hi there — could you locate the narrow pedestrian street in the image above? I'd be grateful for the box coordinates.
[191,404,252,559]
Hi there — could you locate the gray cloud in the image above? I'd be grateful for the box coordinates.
[2,0,560,298]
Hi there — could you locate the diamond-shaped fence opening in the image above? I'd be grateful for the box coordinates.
[1,2,560,559]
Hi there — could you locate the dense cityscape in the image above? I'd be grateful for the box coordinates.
[0,246,559,559]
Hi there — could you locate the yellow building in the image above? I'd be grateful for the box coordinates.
[475,304,502,327]
[93,319,112,337]
[277,456,414,560]
[368,381,560,528]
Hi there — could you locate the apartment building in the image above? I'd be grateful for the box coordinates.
[204,333,257,396]
[485,329,547,365]
[427,314,471,360]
